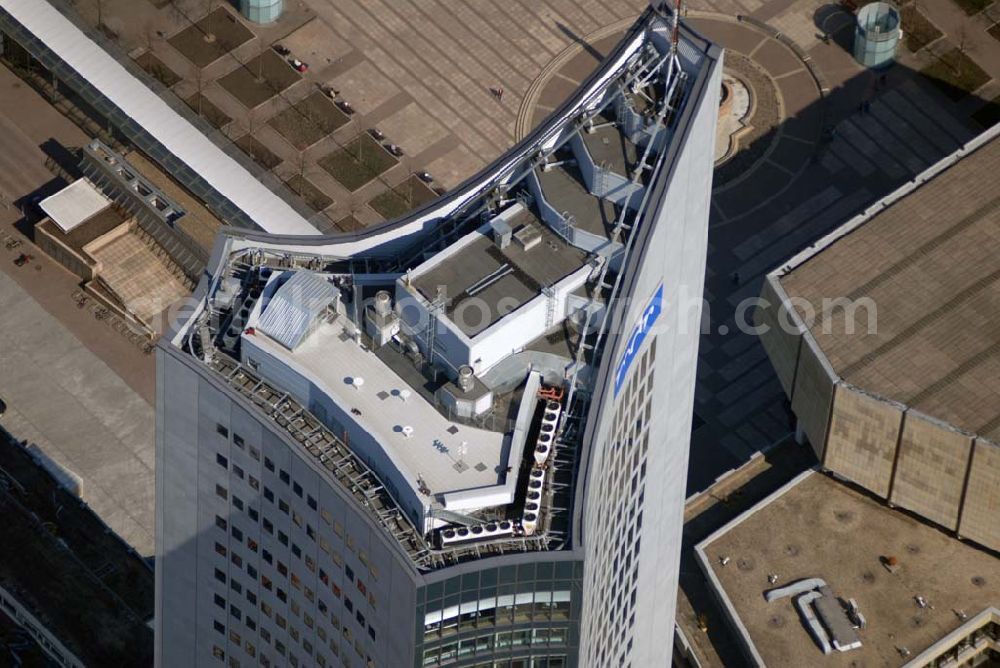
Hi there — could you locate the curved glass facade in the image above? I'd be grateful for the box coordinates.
[416,561,582,668]
[853,2,900,69]
[240,0,283,25]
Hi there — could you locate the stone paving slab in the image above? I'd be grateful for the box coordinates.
[0,278,155,556]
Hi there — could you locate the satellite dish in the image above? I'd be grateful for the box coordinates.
[402,425,414,438]
[399,389,411,402]
[352,377,365,390]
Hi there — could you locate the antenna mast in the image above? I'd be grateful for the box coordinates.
[671,0,682,57]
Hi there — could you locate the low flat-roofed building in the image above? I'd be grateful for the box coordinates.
[696,470,1000,668]
[38,177,111,233]
[756,127,1000,552]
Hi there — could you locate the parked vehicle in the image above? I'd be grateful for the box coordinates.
[273,44,290,56]
[385,143,404,157]
[290,58,309,73]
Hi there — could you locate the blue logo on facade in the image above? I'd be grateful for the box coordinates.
[614,284,663,397]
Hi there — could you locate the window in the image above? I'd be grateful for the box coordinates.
[356,610,365,627]
[292,511,303,528]
[345,565,354,582]
[263,518,273,535]
[247,538,258,553]
[279,470,290,484]
[216,485,228,500]
[233,464,244,480]
[368,627,376,643]
[292,544,301,559]
[231,526,243,541]
[278,531,288,546]
[306,525,315,541]
[247,564,257,579]
[321,509,332,526]
[264,487,274,503]
[264,457,274,472]
[262,550,273,565]
[232,496,244,511]
[261,602,272,618]
[217,453,228,468]
[320,538,331,554]
[245,616,256,631]
[277,562,288,576]
[278,499,290,514]
[334,521,344,537]
[212,645,225,660]
[307,495,317,510]
[305,556,316,573]
[249,476,259,491]
[248,507,259,522]
[215,515,227,530]
[276,614,287,630]
[246,590,256,605]
[214,568,226,584]
[231,552,242,568]
[216,424,229,438]
[215,542,227,557]
[214,620,225,634]
[229,629,241,644]
[214,594,225,609]
[293,482,303,497]
[344,597,353,613]
[249,446,260,461]
[230,579,242,595]
[233,433,244,448]
[277,588,287,603]
[230,604,241,620]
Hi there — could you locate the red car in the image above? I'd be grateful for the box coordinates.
[290,58,309,73]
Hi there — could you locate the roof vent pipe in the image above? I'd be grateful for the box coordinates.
[457,365,475,393]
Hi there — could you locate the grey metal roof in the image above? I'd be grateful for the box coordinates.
[257,272,339,349]
[0,0,318,236]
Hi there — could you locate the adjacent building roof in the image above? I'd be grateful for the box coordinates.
[0,0,319,236]
[257,271,339,350]
[777,131,1000,441]
[696,470,1000,668]
[39,178,110,233]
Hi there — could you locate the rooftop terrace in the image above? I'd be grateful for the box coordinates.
[242,306,507,500]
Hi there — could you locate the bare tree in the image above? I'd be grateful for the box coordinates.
[95,0,104,29]
[245,110,257,162]
[203,0,219,43]
[256,39,268,83]
[189,68,206,117]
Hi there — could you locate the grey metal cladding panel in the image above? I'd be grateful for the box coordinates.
[755,278,802,397]
[156,352,202,668]
[824,385,903,498]
[791,332,838,460]
[890,411,973,531]
[958,438,1000,551]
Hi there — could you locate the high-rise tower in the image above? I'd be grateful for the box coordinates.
[156,7,721,667]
